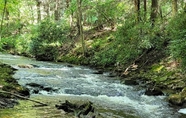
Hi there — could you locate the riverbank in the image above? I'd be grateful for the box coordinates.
[0,63,29,108]
[3,28,186,107]
[0,53,185,118]
[54,30,186,107]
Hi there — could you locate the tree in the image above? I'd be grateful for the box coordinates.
[54,0,60,21]
[77,0,86,56]
[144,0,147,20]
[36,0,41,23]
[43,0,50,18]
[0,0,7,39]
[150,0,158,26]
[172,0,178,16]
[184,0,186,12]
[134,0,140,23]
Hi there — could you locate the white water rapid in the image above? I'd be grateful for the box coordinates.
[0,53,183,118]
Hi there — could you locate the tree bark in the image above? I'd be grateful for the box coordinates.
[54,0,60,21]
[184,0,186,12]
[144,0,147,20]
[150,0,158,27]
[0,0,7,39]
[172,0,178,16]
[77,0,86,56]
[44,0,50,18]
[134,0,140,23]
[36,0,41,23]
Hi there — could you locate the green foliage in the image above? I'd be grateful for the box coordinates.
[29,19,71,61]
[60,55,82,64]
[0,37,16,51]
[168,13,186,68]
[0,33,31,55]
[90,16,168,67]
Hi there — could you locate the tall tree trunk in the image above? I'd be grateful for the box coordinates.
[54,0,60,21]
[44,0,50,18]
[134,0,140,23]
[0,0,7,39]
[150,0,158,27]
[184,0,186,12]
[36,0,41,23]
[77,0,86,56]
[66,0,73,27]
[5,7,9,31]
[144,0,147,21]
[172,0,178,16]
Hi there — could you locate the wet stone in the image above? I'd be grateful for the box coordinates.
[55,100,95,118]
[145,87,164,96]
[26,83,44,88]
[124,79,138,85]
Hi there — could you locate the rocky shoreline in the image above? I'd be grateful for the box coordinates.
[0,63,29,109]
[0,55,185,111]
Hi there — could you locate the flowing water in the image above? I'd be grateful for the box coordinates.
[0,53,184,118]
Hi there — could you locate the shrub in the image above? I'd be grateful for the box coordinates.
[167,13,186,68]
[91,16,167,67]
[0,37,16,51]
[29,19,71,61]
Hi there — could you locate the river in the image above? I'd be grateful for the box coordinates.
[0,53,184,118]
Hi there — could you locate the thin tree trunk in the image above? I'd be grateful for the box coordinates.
[144,0,147,21]
[134,0,140,23]
[181,0,185,9]
[77,0,86,56]
[66,0,73,27]
[44,0,50,18]
[36,0,41,23]
[54,0,60,21]
[172,0,178,16]
[150,0,158,27]
[185,2,186,12]
[0,0,7,39]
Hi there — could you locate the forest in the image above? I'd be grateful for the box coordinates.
[0,0,186,117]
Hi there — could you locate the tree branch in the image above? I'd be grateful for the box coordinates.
[0,90,48,106]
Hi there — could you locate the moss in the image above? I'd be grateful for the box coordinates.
[0,62,30,97]
[60,56,81,64]
[168,94,183,105]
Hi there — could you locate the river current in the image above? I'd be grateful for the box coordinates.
[0,53,184,118]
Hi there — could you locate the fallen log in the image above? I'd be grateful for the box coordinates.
[0,90,48,106]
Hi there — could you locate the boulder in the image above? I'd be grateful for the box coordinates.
[56,100,95,118]
[168,94,184,106]
[145,87,164,96]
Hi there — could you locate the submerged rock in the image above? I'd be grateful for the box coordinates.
[92,69,104,74]
[18,64,34,68]
[66,64,74,67]
[26,83,59,94]
[124,79,138,85]
[26,83,44,88]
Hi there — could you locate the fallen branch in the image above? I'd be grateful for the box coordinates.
[0,90,48,106]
